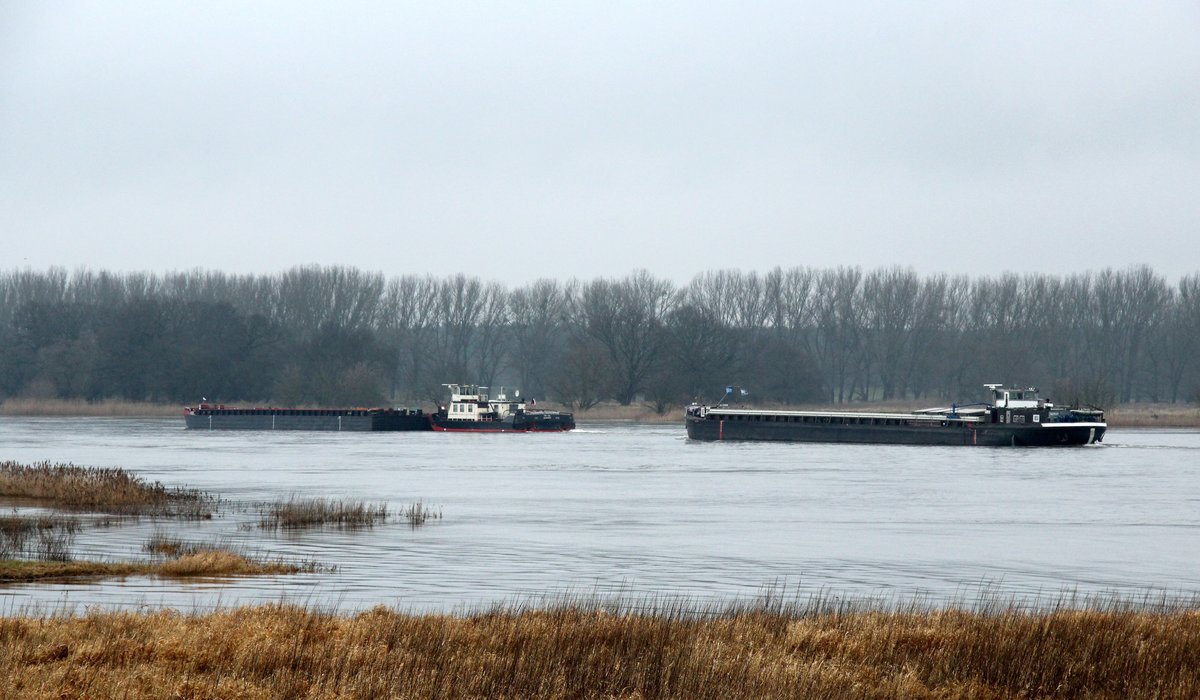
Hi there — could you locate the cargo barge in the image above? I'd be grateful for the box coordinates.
[183,404,431,431]
[430,384,575,433]
[684,384,1105,446]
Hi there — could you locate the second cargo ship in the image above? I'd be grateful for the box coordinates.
[183,404,431,431]
[685,384,1105,447]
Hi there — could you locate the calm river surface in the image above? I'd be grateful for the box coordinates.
[2,417,1198,613]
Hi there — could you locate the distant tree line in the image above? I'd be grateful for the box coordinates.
[1,265,1197,410]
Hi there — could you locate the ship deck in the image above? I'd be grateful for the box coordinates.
[697,408,985,423]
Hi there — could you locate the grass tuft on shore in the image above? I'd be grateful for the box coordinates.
[156,549,316,577]
[1,547,320,583]
[142,532,328,577]
[0,559,144,582]
[0,461,213,518]
[259,495,388,530]
[2,597,1200,698]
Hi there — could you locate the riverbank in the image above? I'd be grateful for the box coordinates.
[0,398,181,418]
[3,598,1198,698]
[3,397,1198,427]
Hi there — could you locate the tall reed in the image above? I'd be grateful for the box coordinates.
[2,595,1199,698]
[0,461,212,518]
[403,500,440,527]
[258,496,388,530]
[0,515,79,561]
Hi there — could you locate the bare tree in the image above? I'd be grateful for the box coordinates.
[576,270,676,405]
[423,275,510,398]
[3,264,1197,408]
[379,274,438,401]
[271,265,385,335]
[472,281,511,389]
[508,279,572,399]
[861,267,919,400]
[1156,274,1200,402]
[548,335,609,411]
[811,267,865,403]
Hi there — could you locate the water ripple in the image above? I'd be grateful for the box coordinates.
[1,419,1197,612]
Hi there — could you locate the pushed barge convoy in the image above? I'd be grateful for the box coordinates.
[184,404,432,431]
[685,385,1105,446]
[430,384,575,433]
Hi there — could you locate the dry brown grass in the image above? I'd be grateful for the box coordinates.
[576,403,681,423]
[0,398,180,417]
[0,559,144,582]
[141,533,327,577]
[0,461,213,518]
[1106,403,1200,428]
[1,598,1199,698]
[1,549,316,583]
[155,550,313,578]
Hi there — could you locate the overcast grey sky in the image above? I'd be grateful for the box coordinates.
[2,1,1198,283]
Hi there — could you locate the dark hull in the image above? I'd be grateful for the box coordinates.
[430,413,575,433]
[685,416,1105,446]
[184,409,431,431]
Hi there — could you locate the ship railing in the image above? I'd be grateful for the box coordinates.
[701,407,985,421]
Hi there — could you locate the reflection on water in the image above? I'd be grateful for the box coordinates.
[1,417,1198,613]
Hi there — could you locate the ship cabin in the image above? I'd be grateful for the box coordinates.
[984,384,1050,425]
[441,384,524,422]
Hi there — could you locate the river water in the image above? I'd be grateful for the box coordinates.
[1,417,1198,613]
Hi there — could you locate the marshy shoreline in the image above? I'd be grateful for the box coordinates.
[1,441,1198,696]
[4,594,1200,698]
[0,462,340,584]
[2,397,1198,428]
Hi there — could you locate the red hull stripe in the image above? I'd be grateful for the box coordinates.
[431,426,571,433]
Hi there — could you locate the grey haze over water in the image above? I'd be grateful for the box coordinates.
[2,2,1199,282]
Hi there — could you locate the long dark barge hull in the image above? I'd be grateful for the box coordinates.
[430,413,576,433]
[184,408,432,431]
[685,416,1105,446]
